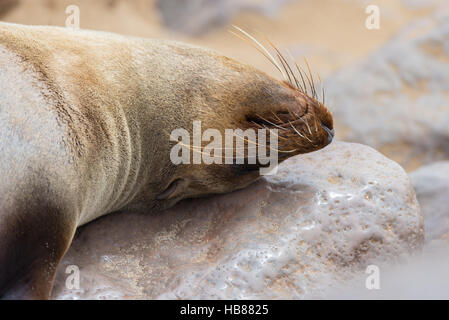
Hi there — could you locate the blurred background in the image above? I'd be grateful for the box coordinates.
[0,0,438,80]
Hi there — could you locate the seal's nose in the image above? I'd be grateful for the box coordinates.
[321,124,335,145]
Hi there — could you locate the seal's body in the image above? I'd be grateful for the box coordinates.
[0,22,333,299]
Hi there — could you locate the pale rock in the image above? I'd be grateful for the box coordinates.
[410,161,449,242]
[324,159,449,299]
[324,161,449,299]
[325,240,449,299]
[325,10,449,171]
[52,141,423,299]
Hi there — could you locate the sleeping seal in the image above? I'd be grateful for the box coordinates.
[0,22,333,299]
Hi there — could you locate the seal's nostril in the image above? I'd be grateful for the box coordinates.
[321,124,334,144]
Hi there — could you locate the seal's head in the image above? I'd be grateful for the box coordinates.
[156,42,334,207]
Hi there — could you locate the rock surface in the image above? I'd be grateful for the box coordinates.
[325,240,449,299]
[156,0,293,35]
[325,160,449,300]
[325,10,449,171]
[410,161,449,242]
[52,142,423,299]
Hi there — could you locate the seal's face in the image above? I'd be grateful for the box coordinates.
[157,78,334,206]
[243,82,334,160]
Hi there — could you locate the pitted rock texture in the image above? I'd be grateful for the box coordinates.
[325,159,449,300]
[325,10,449,171]
[52,142,423,299]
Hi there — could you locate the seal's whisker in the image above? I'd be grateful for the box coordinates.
[234,131,263,147]
[228,30,281,75]
[299,128,312,143]
[317,74,326,106]
[270,110,299,131]
[259,124,297,151]
[255,113,288,131]
[252,127,300,153]
[286,107,304,131]
[264,127,299,153]
[301,124,313,142]
[285,106,299,119]
[322,85,325,105]
[276,52,293,86]
[277,51,300,91]
[175,129,293,154]
[300,117,312,135]
[277,149,298,153]
[294,62,309,96]
[249,121,264,129]
[177,141,296,159]
[286,49,304,92]
[249,122,292,145]
[261,35,300,90]
[268,45,294,86]
[232,27,326,107]
[298,63,314,98]
[165,131,249,151]
[288,121,304,139]
[285,107,312,138]
[231,26,327,109]
[177,141,247,151]
[177,141,234,157]
[231,26,288,82]
[263,125,289,141]
[304,58,317,99]
[166,129,262,151]
[270,111,284,124]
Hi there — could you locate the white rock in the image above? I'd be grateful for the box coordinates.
[325,10,449,171]
[410,161,449,242]
[52,141,423,299]
[325,240,449,299]
[325,160,449,300]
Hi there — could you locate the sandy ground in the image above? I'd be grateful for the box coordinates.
[0,0,432,79]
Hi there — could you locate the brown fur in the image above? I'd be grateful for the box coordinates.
[0,22,333,299]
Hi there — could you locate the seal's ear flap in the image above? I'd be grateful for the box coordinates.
[156,178,187,200]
